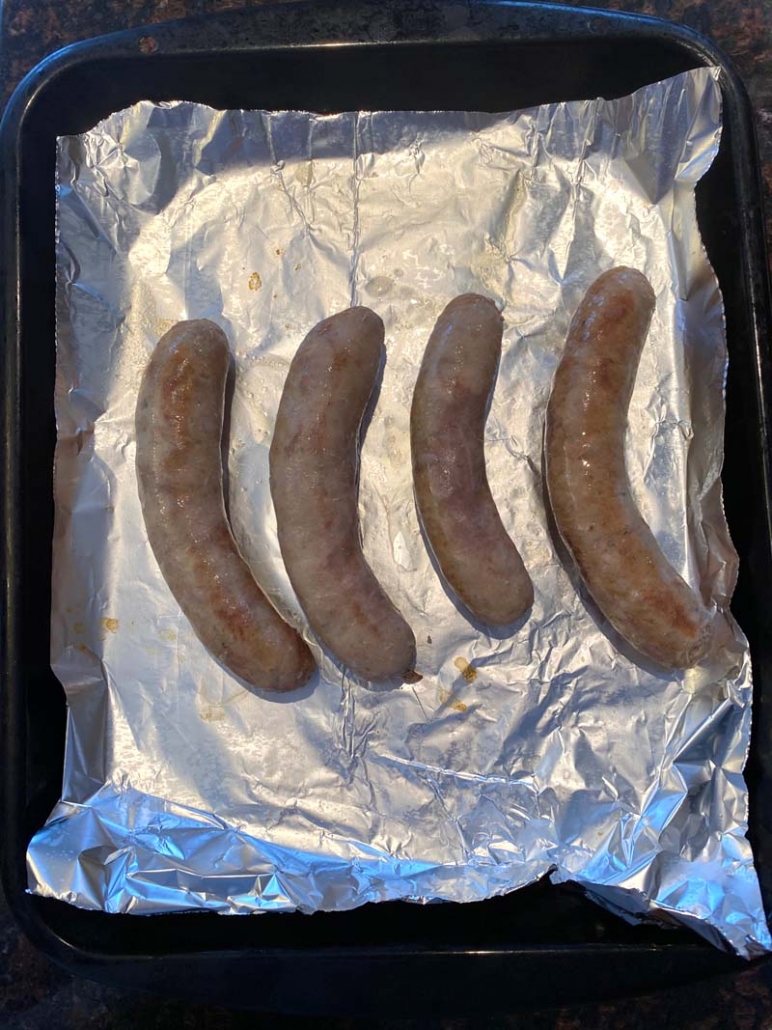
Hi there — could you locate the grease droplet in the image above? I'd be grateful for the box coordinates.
[200,706,225,723]
[439,687,468,713]
[365,275,393,298]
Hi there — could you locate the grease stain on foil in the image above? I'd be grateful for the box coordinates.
[453,657,477,683]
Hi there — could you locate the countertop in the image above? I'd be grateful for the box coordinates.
[1,0,772,1027]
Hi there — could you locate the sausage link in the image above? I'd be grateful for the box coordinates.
[269,307,417,682]
[411,294,533,625]
[545,268,713,668]
[136,319,315,693]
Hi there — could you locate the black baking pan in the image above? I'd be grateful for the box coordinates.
[2,0,771,1016]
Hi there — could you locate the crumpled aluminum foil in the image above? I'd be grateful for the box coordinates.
[28,67,771,958]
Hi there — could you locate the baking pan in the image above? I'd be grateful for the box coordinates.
[1,0,771,1015]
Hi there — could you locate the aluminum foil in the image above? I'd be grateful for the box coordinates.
[28,67,771,958]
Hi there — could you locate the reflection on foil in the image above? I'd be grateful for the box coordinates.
[30,68,770,958]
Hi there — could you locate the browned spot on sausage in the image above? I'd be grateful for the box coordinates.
[211,599,254,644]
[597,289,635,326]
[281,426,305,455]
[201,522,239,559]
[592,358,618,392]
[453,657,477,682]
[330,350,349,374]
[186,527,257,645]
[345,596,367,630]
[325,537,358,572]
[449,378,476,404]
[248,272,262,291]
[642,584,700,637]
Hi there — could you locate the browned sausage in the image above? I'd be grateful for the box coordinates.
[136,319,315,693]
[545,268,713,668]
[269,307,417,682]
[411,294,533,625]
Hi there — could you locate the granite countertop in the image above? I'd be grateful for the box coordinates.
[2,0,772,1027]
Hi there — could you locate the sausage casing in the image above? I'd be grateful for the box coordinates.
[136,319,315,693]
[545,268,712,668]
[269,307,417,682]
[411,294,534,625]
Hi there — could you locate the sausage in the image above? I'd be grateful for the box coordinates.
[411,294,534,625]
[545,268,713,668]
[269,307,417,682]
[135,319,315,693]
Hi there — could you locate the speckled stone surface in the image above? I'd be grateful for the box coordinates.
[1,1,771,1026]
